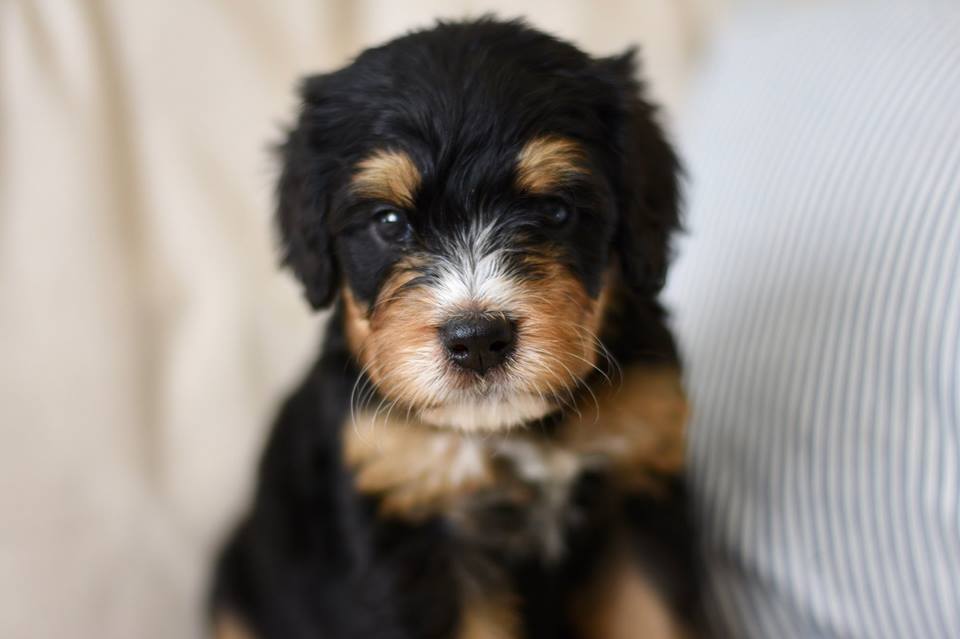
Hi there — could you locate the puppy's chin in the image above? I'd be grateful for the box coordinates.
[419,394,556,432]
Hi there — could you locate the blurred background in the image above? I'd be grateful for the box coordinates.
[5,1,960,639]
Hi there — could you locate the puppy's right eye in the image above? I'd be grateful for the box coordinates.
[545,203,573,228]
[372,209,412,244]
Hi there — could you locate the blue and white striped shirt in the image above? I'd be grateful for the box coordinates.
[666,2,960,637]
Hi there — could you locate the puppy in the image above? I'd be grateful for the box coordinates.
[212,18,701,639]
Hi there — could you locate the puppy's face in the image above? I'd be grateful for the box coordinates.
[276,20,679,431]
[339,137,611,431]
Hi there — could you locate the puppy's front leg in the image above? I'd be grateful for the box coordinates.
[575,560,692,639]
[458,596,520,639]
[212,613,257,639]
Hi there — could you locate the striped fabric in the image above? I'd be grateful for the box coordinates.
[664,2,960,637]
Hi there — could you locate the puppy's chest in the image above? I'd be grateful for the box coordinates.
[348,426,603,559]
[452,438,603,560]
[343,367,688,558]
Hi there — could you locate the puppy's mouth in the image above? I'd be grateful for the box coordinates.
[418,391,557,432]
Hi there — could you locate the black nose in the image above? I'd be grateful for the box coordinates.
[440,314,515,374]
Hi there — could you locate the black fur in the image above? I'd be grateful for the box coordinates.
[213,18,700,638]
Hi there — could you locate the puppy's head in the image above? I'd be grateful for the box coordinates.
[277,19,679,432]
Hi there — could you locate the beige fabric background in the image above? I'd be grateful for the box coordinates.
[0,1,727,637]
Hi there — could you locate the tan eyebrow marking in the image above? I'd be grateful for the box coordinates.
[352,149,421,208]
[515,135,589,193]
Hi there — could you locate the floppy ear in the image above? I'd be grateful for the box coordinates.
[275,75,340,310]
[598,49,682,297]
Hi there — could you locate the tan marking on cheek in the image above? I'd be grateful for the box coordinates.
[458,596,520,639]
[574,556,691,639]
[509,260,609,395]
[212,613,257,639]
[515,135,588,193]
[342,287,371,360]
[363,288,441,406]
[352,149,420,208]
[343,413,495,519]
[343,258,441,408]
[361,269,443,407]
[563,366,688,487]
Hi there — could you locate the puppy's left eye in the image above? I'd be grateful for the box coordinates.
[544,204,574,228]
[372,209,412,244]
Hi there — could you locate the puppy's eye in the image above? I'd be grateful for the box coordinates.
[545,204,574,228]
[372,209,412,243]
